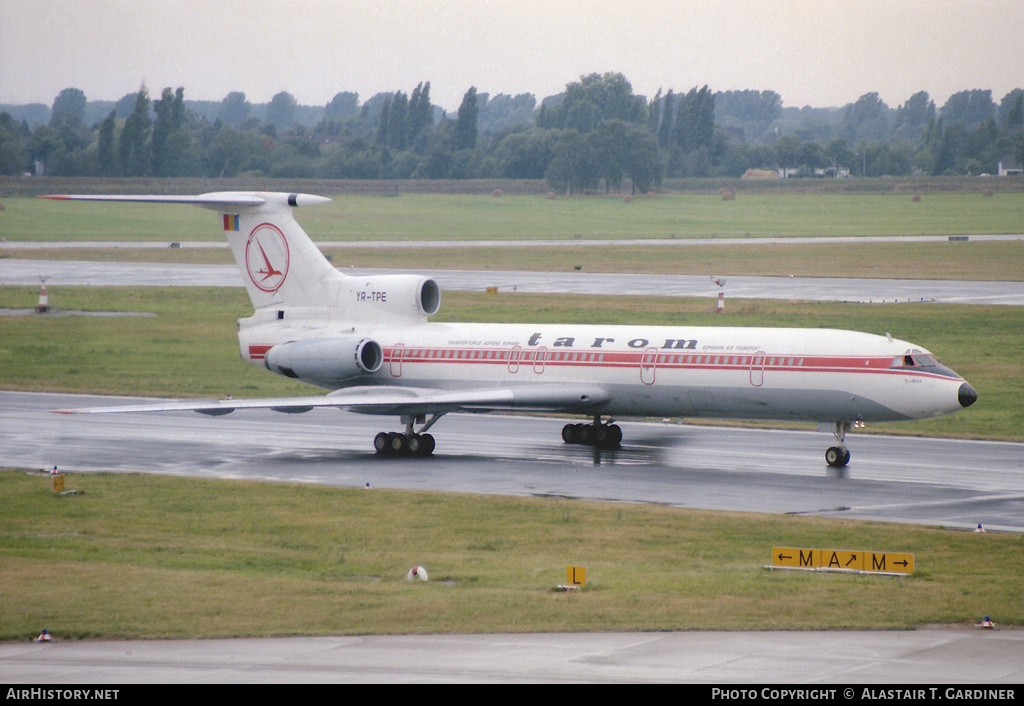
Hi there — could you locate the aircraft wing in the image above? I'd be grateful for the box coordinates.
[52,384,611,418]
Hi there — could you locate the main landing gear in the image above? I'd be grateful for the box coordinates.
[373,414,443,457]
[374,431,435,457]
[825,421,853,468]
[562,415,622,449]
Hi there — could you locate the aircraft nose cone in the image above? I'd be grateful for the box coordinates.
[958,382,978,408]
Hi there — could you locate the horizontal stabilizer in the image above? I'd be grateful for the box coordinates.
[42,191,335,309]
[38,192,331,212]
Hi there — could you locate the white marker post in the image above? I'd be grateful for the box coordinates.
[37,276,50,313]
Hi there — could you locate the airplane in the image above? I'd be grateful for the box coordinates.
[43,191,977,467]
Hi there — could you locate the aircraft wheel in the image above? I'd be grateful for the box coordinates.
[418,433,435,456]
[407,433,435,457]
[825,446,850,468]
[562,423,580,444]
[388,432,407,455]
[374,432,391,455]
[407,433,423,455]
[578,424,595,445]
[592,423,622,449]
[606,424,623,447]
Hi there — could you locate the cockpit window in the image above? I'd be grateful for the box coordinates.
[891,351,938,368]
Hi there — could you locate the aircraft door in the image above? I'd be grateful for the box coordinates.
[390,343,405,378]
[508,346,522,374]
[749,351,766,387]
[641,348,657,385]
[533,346,548,374]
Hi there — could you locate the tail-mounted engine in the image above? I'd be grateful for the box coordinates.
[265,337,383,388]
[344,275,441,322]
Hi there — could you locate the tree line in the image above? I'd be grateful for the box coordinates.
[1,73,1022,193]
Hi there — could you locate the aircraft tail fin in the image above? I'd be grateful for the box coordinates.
[41,192,339,310]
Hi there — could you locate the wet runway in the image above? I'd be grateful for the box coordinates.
[4,391,1022,531]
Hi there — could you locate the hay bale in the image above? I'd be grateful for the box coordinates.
[623,194,633,203]
[719,188,736,201]
[982,189,994,197]
[741,169,779,180]
[910,194,922,202]
[492,189,503,197]
[546,192,557,200]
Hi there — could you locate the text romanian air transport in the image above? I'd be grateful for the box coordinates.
[45,192,977,466]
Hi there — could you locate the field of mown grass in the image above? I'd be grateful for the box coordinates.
[3,187,1024,242]
[1,469,1021,640]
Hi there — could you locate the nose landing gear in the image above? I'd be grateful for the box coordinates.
[825,421,853,468]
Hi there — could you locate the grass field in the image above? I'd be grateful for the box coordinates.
[2,469,1021,640]
[5,190,1024,242]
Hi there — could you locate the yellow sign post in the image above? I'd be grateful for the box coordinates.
[566,565,588,587]
[51,474,65,494]
[771,547,913,575]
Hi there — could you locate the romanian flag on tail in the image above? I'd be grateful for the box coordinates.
[223,214,240,231]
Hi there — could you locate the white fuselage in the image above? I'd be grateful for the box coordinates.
[240,316,970,424]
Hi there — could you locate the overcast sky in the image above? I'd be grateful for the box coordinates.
[2,0,1021,112]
